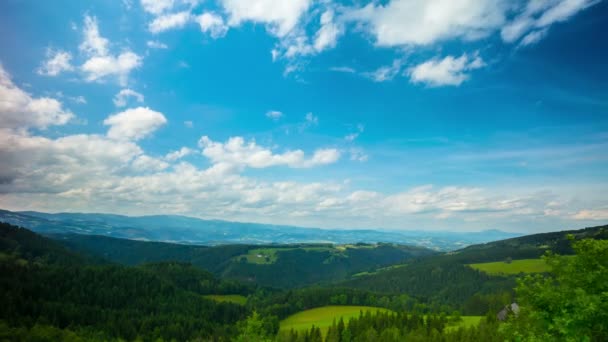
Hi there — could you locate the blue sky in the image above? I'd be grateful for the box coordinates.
[0,0,607,232]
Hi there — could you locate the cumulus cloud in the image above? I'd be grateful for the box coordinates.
[132,155,170,172]
[79,15,143,85]
[149,11,191,33]
[198,135,339,169]
[37,49,74,76]
[165,147,194,161]
[408,53,485,87]
[345,0,507,46]
[196,12,229,38]
[140,0,176,15]
[104,107,167,141]
[0,64,74,129]
[221,0,311,37]
[113,88,145,107]
[81,52,143,85]
[79,15,109,56]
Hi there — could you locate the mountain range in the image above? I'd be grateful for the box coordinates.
[0,209,521,251]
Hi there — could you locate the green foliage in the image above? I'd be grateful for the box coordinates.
[234,311,274,342]
[504,237,608,341]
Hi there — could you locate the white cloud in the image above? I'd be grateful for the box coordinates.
[572,208,608,220]
[149,11,191,33]
[70,96,87,104]
[147,40,168,49]
[81,52,143,86]
[408,53,485,87]
[104,107,167,141]
[330,66,356,74]
[140,0,175,15]
[113,88,145,107]
[266,110,283,120]
[196,12,229,39]
[363,59,403,82]
[520,29,548,46]
[313,10,341,52]
[0,64,74,129]
[184,120,193,128]
[198,135,339,169]
[345,0,507,46]
[79,16,143,86]
[165,147,194,161]
[37,49,73,76]
[501,0,599,45]
[221,0,311,37]
[80,15,109,56]
[132,155,170,172]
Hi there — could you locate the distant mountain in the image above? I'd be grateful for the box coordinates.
[0,209,521,251]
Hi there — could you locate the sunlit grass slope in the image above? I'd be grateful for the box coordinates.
[280,306,390,335]
[469,258,550,275]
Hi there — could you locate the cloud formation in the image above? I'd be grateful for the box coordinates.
[198,136,340,169]
[113,88,145,107]
[409,53,485,87]
[104,107,167,141]
[37,49,74,76]
[79,15,143,85]
[0,64,73,129]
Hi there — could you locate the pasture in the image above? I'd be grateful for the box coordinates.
[468,258,550,275]
[279,305,390,335]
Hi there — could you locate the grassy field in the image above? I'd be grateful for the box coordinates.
[446,316,483,331]
[202,294,247,305]
[468,258,550,275]
[237,245,357,264]
[279,306,390,336]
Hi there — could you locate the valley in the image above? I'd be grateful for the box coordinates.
[1,217,606,341]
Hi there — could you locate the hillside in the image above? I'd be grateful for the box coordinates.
[52,232,436,288]
[0,209,521,251]
[0,222,252,341]
[339,224,608,314]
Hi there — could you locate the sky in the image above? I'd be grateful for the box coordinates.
[0,0,607,233]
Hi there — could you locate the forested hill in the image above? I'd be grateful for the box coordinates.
[339,224,608,314]
[0,222,252,341]
[51,232,436,288]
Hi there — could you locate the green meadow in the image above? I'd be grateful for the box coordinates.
[468,258,550,275]
[445,316,484,331]
[202,294,247,305]
[279,306,390,335]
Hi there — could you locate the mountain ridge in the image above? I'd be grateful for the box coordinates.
[0,209,522,251]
